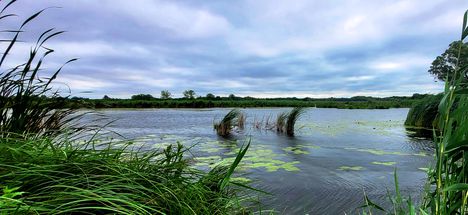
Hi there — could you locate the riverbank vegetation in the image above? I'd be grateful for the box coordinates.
[65,94,426,109]
[364,10,468,214]
[404,94,442,129]
[0,2,252,214]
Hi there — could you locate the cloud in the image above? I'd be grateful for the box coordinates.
[2,0,466,98]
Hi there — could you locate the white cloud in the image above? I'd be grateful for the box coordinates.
[104,0,232,39]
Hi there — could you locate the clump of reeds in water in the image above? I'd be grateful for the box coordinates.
[275,107,305,136]
[276,112,288,133]
[214,109,244,137]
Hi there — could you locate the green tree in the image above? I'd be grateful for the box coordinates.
[131,94,154,100]
[429,41,468,82]
[160,90,172,99]
[228,94,236,100]
[102,95,111,100]
[206,93,215,99]
[183,90,196,99]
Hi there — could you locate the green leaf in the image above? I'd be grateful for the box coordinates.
[219,139,250,190]
[443,183,468,192]
[463,10,468,39]
[455,89,468,94]
[359,195,386,212]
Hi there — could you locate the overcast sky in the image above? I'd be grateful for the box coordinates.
[2,0,467,98]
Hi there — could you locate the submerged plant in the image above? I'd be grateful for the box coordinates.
[214,109,243,137]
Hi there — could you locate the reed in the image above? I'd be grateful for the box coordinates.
[214,109,242,137]
[423,10,468,214]
[0,1,80,138]
[276,112,288,133]
[285,107,305,136]
[0,135,251,214]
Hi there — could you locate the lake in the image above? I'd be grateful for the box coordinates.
[81,108,433,214]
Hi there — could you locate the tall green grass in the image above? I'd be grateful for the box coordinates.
[0,136,251,214]
[0,1,80,138]
[423,10,468,214]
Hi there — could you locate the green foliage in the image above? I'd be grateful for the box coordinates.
[183,89,196,99]
[0,0,78,137]
[0,136,250,214]
[0,185,25,212]
[160,90,172,99]
[206,93,216,99]
[404,94,442,128]
[423,10,468,214]
[429,41,468,82]
[63,96,422,109]
[130,94,154,100]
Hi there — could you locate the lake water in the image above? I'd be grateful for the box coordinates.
[81,108,433,214]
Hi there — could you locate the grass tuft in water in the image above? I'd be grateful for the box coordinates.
[213,109,243,137]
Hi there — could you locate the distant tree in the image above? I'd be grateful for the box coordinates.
[429,41,468,82]
[131,94,154,100]
[160,90,172,99]
[228,94,236,100]
[183,90,196,99]
[206,93,215,99]
[102,95,111,100]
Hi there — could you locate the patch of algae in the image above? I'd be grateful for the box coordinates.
[196,144,301,172]
[346,147,428,157]
[230,177,252,183]
[371,161,396,166]
[338,166,364,171]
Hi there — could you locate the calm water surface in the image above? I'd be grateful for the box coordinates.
[82,108,433,214]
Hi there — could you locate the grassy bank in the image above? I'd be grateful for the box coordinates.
[65,96,423,109]
[0,136,250,214]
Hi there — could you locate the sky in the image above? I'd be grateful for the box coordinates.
[2,0,468,98]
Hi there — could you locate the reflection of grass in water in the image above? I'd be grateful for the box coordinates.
[371,161,396,166]
[338,166,364,171]
[346,147,427,157]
